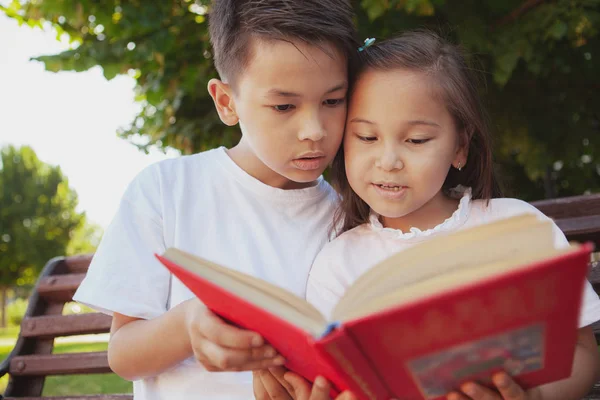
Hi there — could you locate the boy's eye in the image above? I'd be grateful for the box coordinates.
[273,104,295,112]
[407,138,430,144]
[323,98,345,106]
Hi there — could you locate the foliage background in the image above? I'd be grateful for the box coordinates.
[1,0,599,200]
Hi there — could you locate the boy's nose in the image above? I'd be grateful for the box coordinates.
[298,116,326,142]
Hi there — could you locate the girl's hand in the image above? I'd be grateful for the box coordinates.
[183,299,285,371]
[448,372,543,400]
[253,367,295,399]
[284,372,358,400]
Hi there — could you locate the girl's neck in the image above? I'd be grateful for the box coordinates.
[381,191,460,232]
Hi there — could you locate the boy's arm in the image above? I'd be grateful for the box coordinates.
[108,298,285,381]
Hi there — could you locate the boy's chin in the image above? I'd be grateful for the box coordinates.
[282,169,325,187]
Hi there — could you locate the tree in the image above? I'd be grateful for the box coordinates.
[0,145,84,327]
[66,219,102,256]
[2,0,599,199]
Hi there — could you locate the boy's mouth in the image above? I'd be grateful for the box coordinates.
[292,152,326,171]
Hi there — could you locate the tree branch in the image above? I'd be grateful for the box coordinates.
[494,0,546,29]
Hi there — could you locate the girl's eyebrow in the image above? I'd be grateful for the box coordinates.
[407,120,441,128]
[350,117,376,125]
[350,118,441,128]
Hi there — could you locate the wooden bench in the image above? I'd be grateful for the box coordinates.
[0,254,132,399]
[531,193,600,399]
[1,193,599,399]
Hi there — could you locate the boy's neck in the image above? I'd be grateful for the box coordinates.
[226,145,318,190]
[381,191,461,233]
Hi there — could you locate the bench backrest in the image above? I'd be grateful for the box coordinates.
[0,255,131,399]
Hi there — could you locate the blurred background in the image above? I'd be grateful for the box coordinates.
[0,0,598,395]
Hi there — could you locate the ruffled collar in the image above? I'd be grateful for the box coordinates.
[368,186,472,241]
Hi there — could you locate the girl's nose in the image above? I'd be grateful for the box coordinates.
[376,149,404,171]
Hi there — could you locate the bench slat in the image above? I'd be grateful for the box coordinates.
[3,396,132,400]
[37,273,86,303]
[588,261,600,287]
[554,215,600,242]
[21,313,112,338]
[63,254,93,274]
[531,194,600,219]
[9,352,110,376]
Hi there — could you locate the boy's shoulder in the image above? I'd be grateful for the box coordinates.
[132,147,225,185]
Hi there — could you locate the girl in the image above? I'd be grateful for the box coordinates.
[255,31,600,400]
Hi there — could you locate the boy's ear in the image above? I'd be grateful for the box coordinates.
[208,78,239,126]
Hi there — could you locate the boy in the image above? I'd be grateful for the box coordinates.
[73,0,357,399]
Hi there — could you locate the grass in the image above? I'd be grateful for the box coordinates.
[0,329,132,395]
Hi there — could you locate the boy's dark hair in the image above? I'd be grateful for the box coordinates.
[208,0,357,85]
[332,30,503,235]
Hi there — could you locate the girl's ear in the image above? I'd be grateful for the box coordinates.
[452,131,470,170]
[207,78,239,126]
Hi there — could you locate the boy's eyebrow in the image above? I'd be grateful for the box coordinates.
[266,83,347,98]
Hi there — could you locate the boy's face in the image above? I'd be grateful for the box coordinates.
[219,38,348,189]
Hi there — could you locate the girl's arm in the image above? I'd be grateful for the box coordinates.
[535,325,600,400]
[107,298,285,381]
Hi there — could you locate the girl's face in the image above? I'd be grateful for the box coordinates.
[343,68,468,230]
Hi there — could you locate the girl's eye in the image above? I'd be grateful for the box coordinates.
[324,98,345,106]
[407,138,430,144]
[357,135,377,142]
[273,104,295,112]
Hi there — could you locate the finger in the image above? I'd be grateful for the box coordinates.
[254,370,271,400]
[492,373,526,399]
[336,390,358,400]
[309,376,332,400]
[199,339,285,370]
[284,371,313,400]
[447,391,471,400]
[196,309,265,349]
[268,366,296,395]
[460,382,500,400]
[259,369,293,400]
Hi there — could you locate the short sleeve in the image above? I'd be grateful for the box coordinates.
[306,244,349,320]
[73,165,171,320]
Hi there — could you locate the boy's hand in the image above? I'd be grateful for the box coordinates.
[183,299,285,371]
[448,373,543,400]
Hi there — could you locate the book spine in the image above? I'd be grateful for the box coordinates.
[315,326,390,400]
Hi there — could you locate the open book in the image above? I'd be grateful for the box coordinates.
[156,214,591,400]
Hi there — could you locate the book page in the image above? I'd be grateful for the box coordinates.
[333,215,554,319]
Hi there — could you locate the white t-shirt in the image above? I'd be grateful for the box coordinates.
[74,147,338,400]
[307,187,600,328]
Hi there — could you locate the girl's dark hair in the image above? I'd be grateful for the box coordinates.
[332,30,503,235]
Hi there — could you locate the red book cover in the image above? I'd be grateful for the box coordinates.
[339,244,591,400]
[156,243,591,400]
